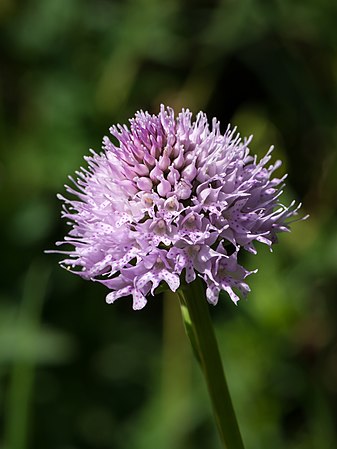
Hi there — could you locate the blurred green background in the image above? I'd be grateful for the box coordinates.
[1,0,337,448]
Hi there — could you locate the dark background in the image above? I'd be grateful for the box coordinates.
[1,1,337,448]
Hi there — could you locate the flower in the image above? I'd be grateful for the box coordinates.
[52,105,303,309]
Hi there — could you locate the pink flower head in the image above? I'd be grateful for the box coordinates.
[52,106,304,309]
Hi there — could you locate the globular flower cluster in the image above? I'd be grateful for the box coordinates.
[54,105,302,309]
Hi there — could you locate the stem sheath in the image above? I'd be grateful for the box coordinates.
[177,278,245,449]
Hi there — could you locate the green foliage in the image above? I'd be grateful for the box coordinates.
[1,0,337,448]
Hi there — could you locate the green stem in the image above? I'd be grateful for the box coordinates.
[5,261,50,449]
[177,278,245,449]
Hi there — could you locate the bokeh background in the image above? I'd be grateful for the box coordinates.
[1,0,337,448]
